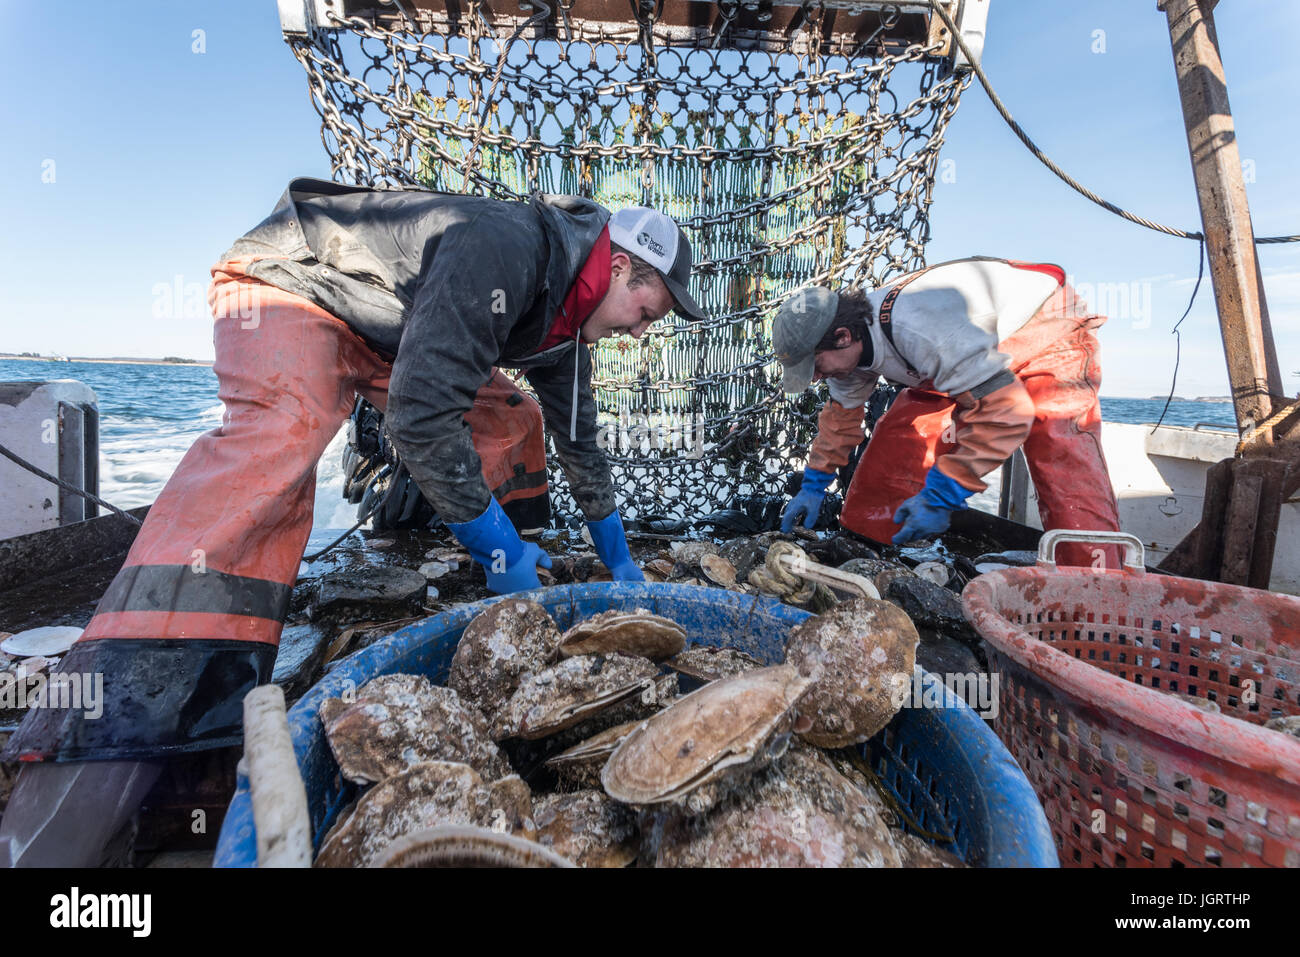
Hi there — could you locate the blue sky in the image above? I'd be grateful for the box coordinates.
[1,0,1296,397]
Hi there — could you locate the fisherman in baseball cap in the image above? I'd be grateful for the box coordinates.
[608,207,707,322]
[771,260,1122,575]
[772,285,841,393]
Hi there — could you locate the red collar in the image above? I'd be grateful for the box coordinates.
[532,226,612,354]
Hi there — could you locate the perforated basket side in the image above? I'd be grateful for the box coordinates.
[964,567,1300,868]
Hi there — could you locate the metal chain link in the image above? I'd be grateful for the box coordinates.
[293,4,965,521]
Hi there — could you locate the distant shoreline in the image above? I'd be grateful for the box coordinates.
[0,355,215,368]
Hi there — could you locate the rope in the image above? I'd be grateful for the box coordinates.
[1236,395,1300,454]
[928,1,1299,245]
[0,440,144,527]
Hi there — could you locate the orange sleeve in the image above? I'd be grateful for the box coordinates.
[935,379,1035,492]
[807,400,867,474]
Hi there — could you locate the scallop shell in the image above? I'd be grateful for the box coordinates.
[544,719,643,788]
[601,664,813,810]
[372,825,575,868]
[557,609,687,660]
[719,537,764,581]
[650,747,902,868]
[491,653,660,741]
[699,554,737,587]
[1264,715,1300,738]
[319,674,510,784]
[837,558,905,580]
[447,599,562,721]
[531,790,639,868]
[784,597,918,748]
[313,761,532,868]
[664,646,764,682]
[0,626,82,658]
[892,830,967,868]
[645,559,677,580]
[668,541,720,567]
[911,561,952,587]
[872,564,917,595]
[1172,692,1221,714]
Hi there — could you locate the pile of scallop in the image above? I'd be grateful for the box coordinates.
[312,597,965,868]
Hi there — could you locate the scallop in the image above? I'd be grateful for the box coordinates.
[557,609,686,660]
[645,559,677,580]
[544,719,644,789]
[1264,715,1300,738]
[530,790,640,868]
[601,664,813,812]
[447,599,562,721]
[665,646,764,683]
[319,674,510,784]
[872,564,917,595]
[313,761,532,868]
[784,597,919,748]
[649,747,902,868]
[668,541,720,569]
[490,653,660,741]
[892,830,967,868]
[699,554,738,587]
[372,825,575,868]
[911,561,952,587]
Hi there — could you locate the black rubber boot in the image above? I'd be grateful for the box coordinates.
[0,760,163,868]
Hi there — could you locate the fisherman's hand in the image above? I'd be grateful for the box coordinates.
[780,468,835,533]
[587,511,645,582]
[445,497,551,595]
[891,467,974,545]
[484,542,553,595]
[891,495,953,544]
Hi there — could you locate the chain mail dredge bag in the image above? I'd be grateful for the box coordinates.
[282,3,968,523]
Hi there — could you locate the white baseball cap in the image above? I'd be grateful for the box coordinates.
[608,207,707,321]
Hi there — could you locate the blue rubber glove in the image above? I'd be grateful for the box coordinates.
[892,467,975,544]
[781,468,835,533]
[446,497,553,595]
[587,510,645,582]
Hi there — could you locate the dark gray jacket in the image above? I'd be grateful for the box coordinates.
[220,177,616,523]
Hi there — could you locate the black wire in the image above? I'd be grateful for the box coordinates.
[0,440,144,527]
[302,498,384,563]
[1152,238,1207,433]
[927,1,1298,246]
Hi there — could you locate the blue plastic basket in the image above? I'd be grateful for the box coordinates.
[215,582,1056,867]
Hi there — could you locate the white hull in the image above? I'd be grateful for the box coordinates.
[985,421,1299,595]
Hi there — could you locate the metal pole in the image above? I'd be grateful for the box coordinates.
[1158,0,1283,440]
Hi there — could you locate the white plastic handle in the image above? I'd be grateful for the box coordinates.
[1036,529,1145,573]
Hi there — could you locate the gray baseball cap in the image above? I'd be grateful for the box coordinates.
[772,286,840,393]
[608,207,706,321]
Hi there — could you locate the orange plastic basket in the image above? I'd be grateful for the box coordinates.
[962,530,1300,868]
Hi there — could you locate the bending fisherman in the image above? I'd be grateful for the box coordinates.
[774,258,1121,567]
[0,179,705,866]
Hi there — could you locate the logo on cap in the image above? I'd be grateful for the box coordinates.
[636,231,666,258]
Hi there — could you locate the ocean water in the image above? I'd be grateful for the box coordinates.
[0,357,1239,531]
[0,358,356,532]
